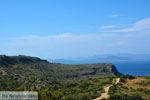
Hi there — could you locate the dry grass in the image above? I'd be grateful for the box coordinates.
[123,78,150,90]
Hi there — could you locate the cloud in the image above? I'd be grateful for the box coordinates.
[1,30,150,59]
[56,32,73,38]
[100,25,117,29]
[109,14,120,18]
[21,33,73,40]
[1,18,150,59]
[22,34,72,42]
[105,18,150,33]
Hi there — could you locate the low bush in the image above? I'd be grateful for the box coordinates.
[108,94,144,100]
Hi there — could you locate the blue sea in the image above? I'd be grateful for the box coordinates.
[53,59,150,76]
[114,61,150,76]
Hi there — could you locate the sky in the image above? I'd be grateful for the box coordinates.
[0,0,150,59]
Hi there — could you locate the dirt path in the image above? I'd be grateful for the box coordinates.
[114,78,120,84]
[93,78,120,100]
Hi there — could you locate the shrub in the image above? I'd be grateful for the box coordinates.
[121,75,135,79]
[108,94,144,100]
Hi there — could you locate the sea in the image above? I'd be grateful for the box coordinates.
[52,60,150,76]
[114,61,150,76]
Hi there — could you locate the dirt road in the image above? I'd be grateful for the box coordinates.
[93,78,120,100]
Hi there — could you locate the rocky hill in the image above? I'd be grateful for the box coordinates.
[0,55,122,91]
[0,55,48,66]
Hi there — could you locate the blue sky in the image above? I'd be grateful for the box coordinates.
[0,0,150,59]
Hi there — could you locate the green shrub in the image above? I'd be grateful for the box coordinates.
[108,94,144,100]
[121,75,135,79]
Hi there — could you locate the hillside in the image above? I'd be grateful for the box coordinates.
[0,55,48,65]
[0,55,122,90]
[107,76,150,100]
[0,55,149,100]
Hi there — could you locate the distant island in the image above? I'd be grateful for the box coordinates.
[52,54,150,76]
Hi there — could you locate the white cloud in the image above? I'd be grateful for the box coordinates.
[22,32,73,40]
[100,25,117,29]
[109,14,120,18]
[1,18,150,59]
[105,18,150,33]
[2,30,150,59]
[56,32,73,38]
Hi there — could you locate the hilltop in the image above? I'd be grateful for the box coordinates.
[0,55,48,66]
[0,55,122,88]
